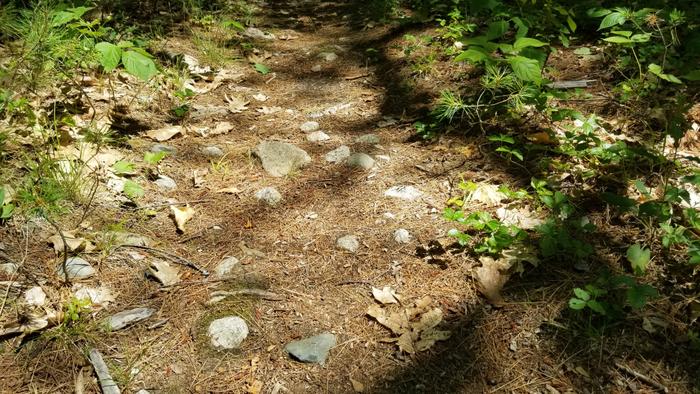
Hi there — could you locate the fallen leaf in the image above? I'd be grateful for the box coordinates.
[350,377,365,393]
[466,183,506,206]
[247,380,263,394]
[475,256,510,306]
[372,286,399,304]
[414,328,451,352]
[147,260,181,286]
[366,304,409,335]
[225,94,249,113]
[396,331,415,354]
[252,93,268,102]
[527,131,558,145]
[413,307,442,331]
[146,126,184,142]
[501,243,540,275]
[47,231,95,253]
[170,204,195,232]
[193,169,207,188]
[496,207,544,230]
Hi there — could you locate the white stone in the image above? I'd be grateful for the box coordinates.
[393,229,411,244]
[336,235,359,253]
[214,256,241,278]
[306,131,330,142]
[300,121,320,132]
[256,187,283,206]
[384,186,422,201]
[325,145,351,163]
[154,175,177,190]
[57,257,96,280]
[208,316,249,349]
[347,153,375,169]
[0,263,18,275]
[24,286,46,306]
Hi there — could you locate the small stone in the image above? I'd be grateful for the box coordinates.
[154,175,177,190]
[73,285,115,306]
[285,332,336,365]
[0,263,18,275]
[355,134,380,144]
[393,229,411,244]
[306,131,330,142]
[214,256,241,278]
[208,316,249,349]
[255,187,283,206]
[254,141,311,177]
[150,144,177,155]
[347,153,375,169]
[57,257,96,280]
[311,64,322,72]
[24,286,47,306]
[300,121,320,132]
[336,235,359,253]
[318,52,338,62]
[106,307,155,330]
[384,185,422,201]
[201,146,224,158]
[325,145,351,163]
[243,27,275,41]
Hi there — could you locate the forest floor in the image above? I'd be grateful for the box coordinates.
[0,1,698,393]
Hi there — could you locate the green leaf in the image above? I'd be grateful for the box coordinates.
[682,70,700,81]
[601,192,637,211]
[117,40,134,49]
[626,284,657,309]
[253,63,270,74]
[144,151,167,165]
[513,37,548,51]
[507,56,541,82]
[573,288,590,301]
[603,36,634,44]
[454,48,490,64]
[112,160,137,175]
[626,244,651,275]
[648,63,682,84]
[123,180,144,199]
[52,6,92,26]
[486,20,509,40]
[568,298,587,310]
[586,300,606,314]
[222,20,245,31]
[95,42,122,72]
[488,134,515,144]
[1,204,14,219]
[121,50,158,81]
[599,12,626,30]
[611,30,633,38]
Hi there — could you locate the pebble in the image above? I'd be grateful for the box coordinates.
[318,52,338,62]
[150,144,177,155]
[254,141,311,177]
[285,332,337,365]
[347,153,375,169]
[0,262,18,275]
[24,286,46,306]
[325,145,351,163]
[311,64,322,72]
[384,185,423,201]
[208,316,249,349]
[57,256,96,280]
[214,256,241,279]
[243,27,275,41]
[306,131,330,142]
[201,146,224,158]
[154,175,177,190]
[336,235,359,253]
[300,121,320,132]
[105,307,155,330]
[393,229,411,244]
[255,187,283,206]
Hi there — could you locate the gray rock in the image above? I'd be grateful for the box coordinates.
[243,27,275,41]
[355,134,380,144]
[57,257,96,280]
[208,316,249,349]
[325,145,351,163]
[300,121,320,132]
[336,235,359,253]
[306,131,330,142]
[0,263,18,275]
[393,228,411,244]
[154,175,177,190]
[347,153,375,169]
[105,307,155,330]
[201,146,225,158]
[255,187,283,206]
[285,332,336,365]
[384,185,423,201]
[311,64,322,72]
[318,52,338,62]
[150,144,177,155]
[214,256,241,279]
[253,141,311,177]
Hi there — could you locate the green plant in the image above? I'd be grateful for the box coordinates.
[95,40,158,81]
[0,185,16,220]
[63,296,92,325]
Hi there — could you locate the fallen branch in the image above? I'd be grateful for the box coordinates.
[116,244,209,276]
[88,349,121,394]
[614,361,668,393]
[210,289,285,302]
[344,73,370,80]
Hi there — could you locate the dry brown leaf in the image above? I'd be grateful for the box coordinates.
[367,304,409,335]
[170,204,195,232]
[225,95,249,113]
[475,256,510,306]
[217,186,242,194]
[414,328,451,352]
[147,260,181,286]
[413,307,443,331]
[397,331,415,354]
[247,380,263,394]
[466,183,506,206]
[350,378,365,393]
[47,231,95,253]
[527,131,558,145]
[146,126,183,142]
[371,286,399,304]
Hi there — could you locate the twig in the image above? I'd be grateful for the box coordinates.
[614,361,668,393]
[210,289,285,301]
[88,349,121,394]
[115,244,209,276]
[178,223,223,244]
[265,73,277,84]
[45,216,70,284]
[130,199,212,211]
[344,73,370,80]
